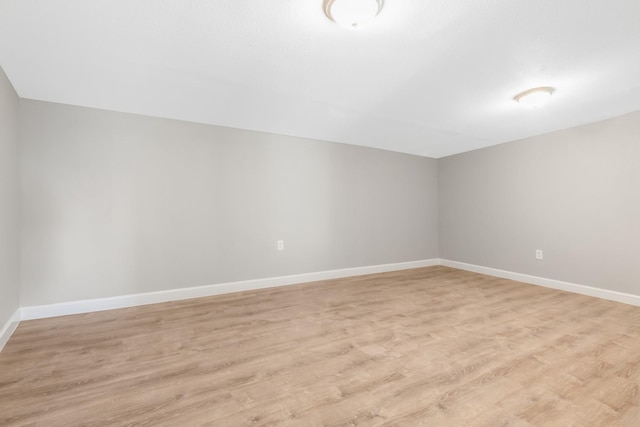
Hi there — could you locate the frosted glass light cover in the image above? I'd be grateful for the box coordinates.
[325,0,382,29]
[514,87,554,108]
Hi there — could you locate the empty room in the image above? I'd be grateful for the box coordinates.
[1,0,640,425]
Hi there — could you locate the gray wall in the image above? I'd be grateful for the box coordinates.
[16,94,640,308]
[439,111,640,294]
[19,100,439,306]
[0,67,20,326]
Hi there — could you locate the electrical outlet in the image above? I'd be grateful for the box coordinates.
[277,240,284,251]
[535,250,543,260]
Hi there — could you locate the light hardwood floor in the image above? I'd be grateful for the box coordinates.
[2,266,640,426]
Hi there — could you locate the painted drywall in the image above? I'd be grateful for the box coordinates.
[0,67,20,328]
[439,110,640,294]
[19,100,439,306]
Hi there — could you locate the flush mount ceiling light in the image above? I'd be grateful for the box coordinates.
[323,0,384,29]
[514,86,555,108]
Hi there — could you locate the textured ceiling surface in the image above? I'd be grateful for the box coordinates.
[1,0,639,158]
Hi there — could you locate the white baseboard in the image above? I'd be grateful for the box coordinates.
[440,259,640,307]
[6,258,640,352]
[20,259,439,321]
[0,308,21,352]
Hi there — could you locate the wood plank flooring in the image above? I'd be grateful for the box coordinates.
[3,266,640,426]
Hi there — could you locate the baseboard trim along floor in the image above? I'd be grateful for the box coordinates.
[19,259,439,321]
[0,308,20,352]
[3,257,639,352]
[440,259,640,308]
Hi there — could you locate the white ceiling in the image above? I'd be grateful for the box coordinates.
[1,0,639,158]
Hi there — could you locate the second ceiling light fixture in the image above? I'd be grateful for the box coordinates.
[323,0,384,29]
